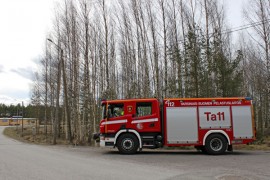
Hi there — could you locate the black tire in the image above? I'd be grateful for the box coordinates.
[201,147,207,154]
[205,134,228,155]
[116,133,139,154]
[195,146,207,154]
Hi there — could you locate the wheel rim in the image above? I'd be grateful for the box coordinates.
[122,138,134,151]
[210,138,223,151]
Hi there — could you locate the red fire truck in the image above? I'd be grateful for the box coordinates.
[93,97,256,155]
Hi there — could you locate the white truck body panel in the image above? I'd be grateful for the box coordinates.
[166,107,198,144]
[199,106,231,129]
[166,104,254,144]
[232,106,253,139]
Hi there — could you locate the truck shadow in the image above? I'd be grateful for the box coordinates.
[103,150,252,156]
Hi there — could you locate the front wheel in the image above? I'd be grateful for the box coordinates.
[205,134,228,155]
[117,133,139,154]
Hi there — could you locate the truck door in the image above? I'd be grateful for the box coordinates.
[131,101,160,132]
[105,103,127,133]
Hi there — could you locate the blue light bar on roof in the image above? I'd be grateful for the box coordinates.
[245,97,252,100]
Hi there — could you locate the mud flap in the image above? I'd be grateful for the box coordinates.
[227,145,233,152]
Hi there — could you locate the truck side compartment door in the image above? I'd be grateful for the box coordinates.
[166,107,198,144]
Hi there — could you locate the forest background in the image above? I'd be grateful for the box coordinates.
[1,0,269,144]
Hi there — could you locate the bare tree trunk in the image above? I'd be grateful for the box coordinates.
[101,0,110,92]
[146,1,160,99]
[204,0,211,97]
[159,0,167,98]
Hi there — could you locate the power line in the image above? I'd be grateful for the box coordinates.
[114,18,270,54]
[169,18,270,47]
[51,16,270,59]
[87,18,270,62]
[221,19,270,34]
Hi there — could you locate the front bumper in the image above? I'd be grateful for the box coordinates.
[100,135,115,147]
[93,133,115,147]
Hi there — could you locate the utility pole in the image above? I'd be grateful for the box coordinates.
[21,101,24,137]
[53,47,62,145]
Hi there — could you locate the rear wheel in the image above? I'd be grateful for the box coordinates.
[205,134,227,155]
[117,133,139,154]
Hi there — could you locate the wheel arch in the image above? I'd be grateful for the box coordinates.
[114,129,142,149]
[203,130,231,146]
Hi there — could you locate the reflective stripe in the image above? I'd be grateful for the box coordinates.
[101,119,127,125]
[131,118,158,124]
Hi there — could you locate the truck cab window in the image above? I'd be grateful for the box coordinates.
[136,102,152,117]
[109,103,124,117]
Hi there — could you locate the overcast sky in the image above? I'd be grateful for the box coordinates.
[0,0,57,105]
[0,0,246,105]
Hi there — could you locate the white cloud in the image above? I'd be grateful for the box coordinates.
[0,70,32,95]
[0,65,4,73]
[0,95,30,106]
[10,67,35,81]
[0,0,58,105]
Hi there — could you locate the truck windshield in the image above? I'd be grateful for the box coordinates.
[101,104,106,119]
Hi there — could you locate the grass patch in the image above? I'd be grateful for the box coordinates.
[3,126,71,145]
[3,126,24,142]
[234,136,270,151]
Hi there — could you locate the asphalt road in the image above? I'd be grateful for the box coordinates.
[0,126,270,180]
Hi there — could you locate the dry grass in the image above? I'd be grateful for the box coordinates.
[3,126,70,145]
[3,127,23,141]
[234,136,270,151]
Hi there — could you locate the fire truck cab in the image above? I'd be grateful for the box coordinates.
[94,97,255,155]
